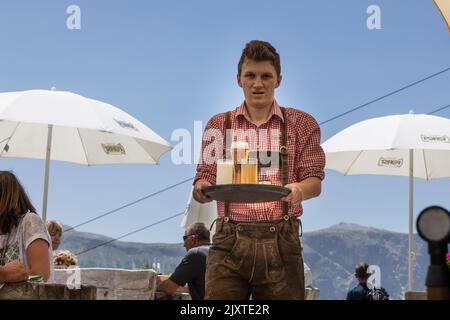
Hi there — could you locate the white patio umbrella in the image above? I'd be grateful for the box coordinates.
[321,112,450,292]
[0,89,172,221]
[181,186,217,235]
[434,0,450,32]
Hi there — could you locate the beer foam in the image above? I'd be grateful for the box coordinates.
[216,159,233,164]
[231,141,249,149]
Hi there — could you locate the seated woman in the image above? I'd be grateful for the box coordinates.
[0,171,53,283]
[46,220,62,251]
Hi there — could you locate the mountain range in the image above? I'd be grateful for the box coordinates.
[60,222,429,300]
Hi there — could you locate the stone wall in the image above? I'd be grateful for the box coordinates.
[0,282,96,300]
[305,287,320,300]
[53,268,157,300]
[1,269,318,300]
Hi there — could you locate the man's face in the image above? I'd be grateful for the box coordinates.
[237,59,281,109]
[183,231,198,251]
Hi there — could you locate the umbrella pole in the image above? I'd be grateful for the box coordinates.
[408,149,414,292]
[42,124,53,222]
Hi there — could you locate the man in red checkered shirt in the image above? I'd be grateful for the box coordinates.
[193,40,325,300]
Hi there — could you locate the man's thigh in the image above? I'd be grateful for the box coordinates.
[205,250,250,300]
[251,223,305,300]
[251,254,305,300]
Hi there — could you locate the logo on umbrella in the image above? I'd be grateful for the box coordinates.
[378,157,404,168]
[114,119,139,132]
[101,143,126,155]
[420,135,450,143]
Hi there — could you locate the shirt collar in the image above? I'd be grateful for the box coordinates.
[236,99,285,124]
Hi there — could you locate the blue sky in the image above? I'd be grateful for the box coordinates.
[0,0,449,244]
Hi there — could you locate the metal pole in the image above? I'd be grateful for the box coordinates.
[42,124,53,222]
[408,149,414,291]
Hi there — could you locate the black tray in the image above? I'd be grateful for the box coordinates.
[202,184,291,203]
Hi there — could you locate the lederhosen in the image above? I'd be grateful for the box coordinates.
[205,107,305,300]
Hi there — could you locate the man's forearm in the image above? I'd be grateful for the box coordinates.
[157,279,179,294]
[297,177,322,201]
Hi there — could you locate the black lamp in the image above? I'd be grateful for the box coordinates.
[416,206,450,300]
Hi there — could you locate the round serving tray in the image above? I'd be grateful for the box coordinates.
[202,184,291,203]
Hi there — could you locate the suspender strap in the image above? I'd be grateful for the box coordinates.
[224,111,232,160]
[224,112,232,220]
[280,107,289,216]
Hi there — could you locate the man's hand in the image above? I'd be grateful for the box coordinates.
[281,183,304,205]
[281,178,322,205]
[193,179,213,203]
[157,278,180,295]
[0,260,28,283]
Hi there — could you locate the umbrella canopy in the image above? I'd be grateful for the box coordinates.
[0,89,171,164]
[321,112,450,292]
[181,187,217,235]
[0,89,172,219]
[323,113,450,178]
[434,0,450,32]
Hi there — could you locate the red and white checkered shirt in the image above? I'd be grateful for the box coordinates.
[194,100,325,221]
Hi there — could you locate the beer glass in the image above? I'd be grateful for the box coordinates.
[241,158,258,184]
[216,159,234,185]
[231,141,249,184]
[231,141,249,163]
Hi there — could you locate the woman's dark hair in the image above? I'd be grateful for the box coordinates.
[355,262,371,279]
[237,40,281,77]
[0,171,36,234]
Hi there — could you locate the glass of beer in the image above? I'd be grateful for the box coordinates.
[231,141,249,164]
[216,159,233,185]
[241,158,258,184]
[231,141,249,184]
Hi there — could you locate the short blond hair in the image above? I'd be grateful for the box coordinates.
[46,220,62,236]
